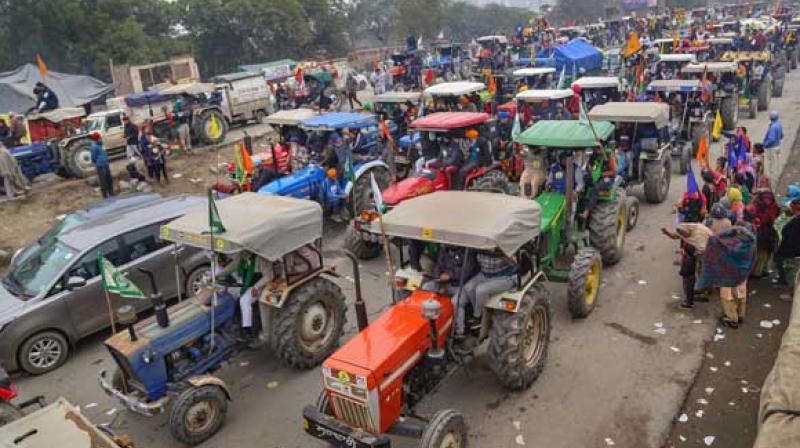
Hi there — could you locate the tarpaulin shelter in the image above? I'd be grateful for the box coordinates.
[537,40,603,73]
[0,63,113,114]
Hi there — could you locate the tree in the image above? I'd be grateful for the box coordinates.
[393,0,444,41]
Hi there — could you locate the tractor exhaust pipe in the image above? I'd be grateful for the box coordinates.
[422,300,444,360]
[345,251,369,331]
[138,268,169,328]
[116,305,138,342]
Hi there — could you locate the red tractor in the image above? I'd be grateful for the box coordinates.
[345,111,510,259]
[303,191,551,448]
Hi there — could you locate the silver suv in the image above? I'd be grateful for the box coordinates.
[0,195,210,374]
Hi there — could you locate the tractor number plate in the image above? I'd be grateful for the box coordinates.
[421,227,433,239]
[302,407,390,448]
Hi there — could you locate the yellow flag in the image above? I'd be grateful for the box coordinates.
[209,114,220,139]
[623,31,642,58]
[36,54,49,78]
[712,109,722,140]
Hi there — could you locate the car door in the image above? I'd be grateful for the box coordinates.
[119,223,178,311]
[64,238,127,337]
[102,112,126,152]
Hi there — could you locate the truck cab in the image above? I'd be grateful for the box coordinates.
[83,109,126,153]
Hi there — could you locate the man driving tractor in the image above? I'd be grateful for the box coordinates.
[454,129,492,190]
[546,150,585,196]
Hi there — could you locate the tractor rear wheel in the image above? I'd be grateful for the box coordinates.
[344,225,381,260]
[757,80,770,111]
[196,109,228,146]
[643,157,670,204]
[792,48,798,69]
[0,402,23,426]
[720,95,737,130]
[488,283,551,390]
[625,195,640,231]
[589,196,626,266]
[470,170,510,193]
[169,384,228,446]
[419,409,467,448]
[272,277,347,369]
[349,167,391,220]
[749,99,758,119]
[567,248,603,318]
[64,140,94,178]
[772,66,785,98]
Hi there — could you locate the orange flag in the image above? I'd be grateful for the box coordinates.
[36,54,49,78]
[695,134,709,166]
[240,142,254,174]
[622,31,642,58]
[488,72,497,95]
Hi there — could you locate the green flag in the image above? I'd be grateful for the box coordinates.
[207,188,226,234]
[98,255,145,299]
[344,154,356,184]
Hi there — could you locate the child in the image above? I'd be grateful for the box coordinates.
[662,223,713,309]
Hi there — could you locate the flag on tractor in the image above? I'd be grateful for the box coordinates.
[98,255,145,299]
[295,67,303,84]
[687,163,700,197]
[234,141,255,187]
[556,65,566,89]
[511,110,522,140]
[711,110,723,140]
[696,134,709,166]
[370,172,385,212]
[487,72,497,95]
[207,188,226,234]
[380,117,394,144]
[36,54,49,78]
[344,154,356,184]
[623,31,642,58]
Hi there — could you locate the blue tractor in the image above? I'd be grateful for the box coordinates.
[257,112,394,220]
[428,41,469,81]
[99,193,350,445]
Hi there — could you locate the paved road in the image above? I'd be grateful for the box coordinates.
[10,77,800,448]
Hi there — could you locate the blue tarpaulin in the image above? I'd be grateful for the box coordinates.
[537,40,602,73]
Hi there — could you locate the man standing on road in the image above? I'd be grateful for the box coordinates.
[173,98,194,155]
[123,116,139,160]
[763,111,783,187]
[345,73,362,110]
[89,132,114,198]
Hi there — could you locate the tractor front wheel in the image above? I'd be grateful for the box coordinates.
[169,385,228,446]
[272,278,347,369]
[643,158,670,204]
[470,170,510,193]
[0,402,23,426]
[757,81,770,111]
[196,110,228,146]
[589,196,626,266]
[625,195,640,231]
[488,283,551,390]
[344,225,382,260]
[749,99,758,119]
[720,95,737,130]
[64,140,94,178]
[349,167,391,220]
[419,409,467,448]
[567,248,603,318]
[679,143,691,175]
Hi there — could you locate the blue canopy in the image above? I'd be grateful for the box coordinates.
[125,90,166,107]
[538,40,602,73]
[299,112,377,130]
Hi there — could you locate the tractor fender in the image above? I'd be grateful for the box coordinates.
[639,143,669,161]
[186,375,232,401]
[483,271,548,314]
[343,159,391,196]
[258,267,340,309]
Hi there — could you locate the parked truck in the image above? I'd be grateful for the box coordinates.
[211,71,274,125]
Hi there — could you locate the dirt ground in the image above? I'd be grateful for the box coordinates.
[662,126,800,448]
[0,134,271,267]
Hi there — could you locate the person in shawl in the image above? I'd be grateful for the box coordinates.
[727,187,745,223]
[0,143,31,199]
[751,190,780,277]
[699,225,757,328]
[773,186,800,285]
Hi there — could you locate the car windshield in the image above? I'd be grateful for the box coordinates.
[9,214,85,270]
[82,117,103,133]
[4,241,77,299]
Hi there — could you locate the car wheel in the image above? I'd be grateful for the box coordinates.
[185,264,212,297]
[19,331,69,375]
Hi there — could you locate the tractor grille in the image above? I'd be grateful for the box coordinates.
[331,394,376,432]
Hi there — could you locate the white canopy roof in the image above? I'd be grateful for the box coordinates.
[513,67,556,77]
[372,91,423,103]
[424,81,486,96]
[588,102,670,128]
[476,35,508,44]
[572,76,622,89]
[381,191,540,257]
[264,108,317,126]
[683,62,738,73]
[647,79,702,92]
[658,54,696,63]
[515,89,574,102]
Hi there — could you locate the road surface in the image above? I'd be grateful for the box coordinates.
[9,77,800,448]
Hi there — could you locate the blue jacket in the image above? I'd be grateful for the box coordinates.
[90,141,109,167]
[763,120,783,149]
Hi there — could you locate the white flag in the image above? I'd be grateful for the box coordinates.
[511,109,522,140]
[370,173,385,211]
[556,65,566,89]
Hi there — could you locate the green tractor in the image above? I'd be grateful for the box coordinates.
[514,120,629,317]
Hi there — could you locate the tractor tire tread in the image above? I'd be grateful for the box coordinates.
[567,248,603,318]
[588,197,625,265]
[419,409,467,448]
[168,385,228,446]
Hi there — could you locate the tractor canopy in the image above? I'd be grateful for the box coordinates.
[720,50,771,62]
[381,191,540,257]
[513,67,556,78]
[588,102,671,128]
[657,53,696,63]
[572,76,622,90]
[647,79,703,93]
[160,82,216,96]
[372,91,422,104]
[514,120,614,148]
[682,62,738,74]
[515,89,573,102]
[161,193,322,261]
[299,112,378,131]
[263,108,317,127]
[409,112,489,131]
[424,81,486,97]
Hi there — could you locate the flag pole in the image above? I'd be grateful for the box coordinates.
[104,288,117,335]
[375,208,398,303]
[207,189,218,353]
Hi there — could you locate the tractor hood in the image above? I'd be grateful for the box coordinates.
[534,192,566,233]
[257,165,323,198]
[381,173,438,206]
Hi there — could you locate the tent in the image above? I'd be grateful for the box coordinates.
[0,63,113,114]
[537,40,603,73]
